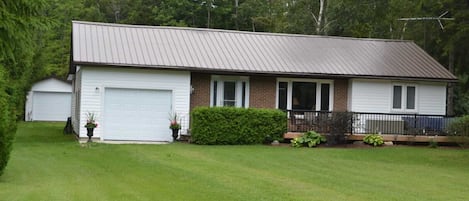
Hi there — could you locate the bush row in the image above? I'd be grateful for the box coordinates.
[447,115,469,148]
[191,107,287,145]
[0,69,17,176]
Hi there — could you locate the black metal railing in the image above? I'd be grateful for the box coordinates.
[287,110,455,135]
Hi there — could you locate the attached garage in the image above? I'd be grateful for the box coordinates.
[25,78,72,121]
[103,88,173,141]
[71,67,191,142]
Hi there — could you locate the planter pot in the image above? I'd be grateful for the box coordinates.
[86,127,94,142]
[271,140,280,146]
[171,129,180,141]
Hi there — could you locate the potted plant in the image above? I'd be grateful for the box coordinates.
[84,112,98,142]
[169,113,181,141]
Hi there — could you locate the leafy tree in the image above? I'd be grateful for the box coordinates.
[237,0,277,32]
[444,0,469,115]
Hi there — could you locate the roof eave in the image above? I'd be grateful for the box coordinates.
[71,61,458,83]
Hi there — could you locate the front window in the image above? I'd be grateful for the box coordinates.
[393,86,402,109]
[211,76,249,108]
[320,84,330,111]
[278,82,288,110]
[392,84,416,111]
[277,79,333,111]
[223,81,236,106]
[292,82,316,110]
[406,86,415,109]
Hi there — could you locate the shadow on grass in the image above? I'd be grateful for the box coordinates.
[15,122,76,143]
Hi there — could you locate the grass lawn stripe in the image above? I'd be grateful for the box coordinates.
[1,122,468,201]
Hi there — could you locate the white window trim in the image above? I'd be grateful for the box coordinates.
[210,75,250,108]
[276,78,334,111]
[391,83,418,113]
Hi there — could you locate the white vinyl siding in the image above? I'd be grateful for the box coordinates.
[349,79,391,113]
[70,80,76,126]
[72,70,82,134]
[349,79,447,115]
[418,83,447,115]
[77,67,190,140]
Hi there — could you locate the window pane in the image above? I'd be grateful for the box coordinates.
[242,82,246,108]
[223,81,236,106]
[213,81,218,106]
[393,86,402,109]
[278,82,288,110]
[406,86,415,109]
[320,84,330,111]
[292,82,316,110]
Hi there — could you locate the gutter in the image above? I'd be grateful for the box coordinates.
[69,61,458,83]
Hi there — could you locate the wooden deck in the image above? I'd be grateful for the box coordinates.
[284,132,462,143]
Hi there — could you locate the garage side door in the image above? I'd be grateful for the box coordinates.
[103,88,172,141]
[32,92,72,121]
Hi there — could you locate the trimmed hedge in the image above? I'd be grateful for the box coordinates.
[447,115,469,148]
[191,107,287,145]
[0,69,17,176]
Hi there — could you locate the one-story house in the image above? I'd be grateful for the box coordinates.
[68,21,457,142]
[25,77,72,121]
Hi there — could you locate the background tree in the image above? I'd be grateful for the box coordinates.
[443,0,469,115]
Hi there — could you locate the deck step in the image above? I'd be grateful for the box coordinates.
[284,132,303,139]
[179,134,191,142]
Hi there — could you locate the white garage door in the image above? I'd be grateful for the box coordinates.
[32,92,71,121]
[103,88,172,141]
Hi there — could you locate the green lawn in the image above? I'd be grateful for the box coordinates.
[1,122,469,201]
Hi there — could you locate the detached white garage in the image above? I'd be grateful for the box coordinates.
[25,78,72,121]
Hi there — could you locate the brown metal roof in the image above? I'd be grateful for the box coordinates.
[71,21,457,82]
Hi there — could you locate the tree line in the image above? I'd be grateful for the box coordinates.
[43,0,469,114]
[1,0,469,175]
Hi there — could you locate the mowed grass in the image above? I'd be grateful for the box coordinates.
[1,123,469,201]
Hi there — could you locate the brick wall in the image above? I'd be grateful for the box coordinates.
[191,73,347,111]
[249,75,276,108]
[190,73,211,111]
[333,79,348,112]
[190,73,277,110]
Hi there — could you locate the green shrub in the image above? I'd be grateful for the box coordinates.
[0,69,17,176]
[191,107,287,145]
[363,134,384,146]
[329,112,353,144]
[447,115,469,148]
[428,140,438,148]
[291,131,326,148]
